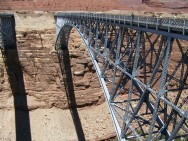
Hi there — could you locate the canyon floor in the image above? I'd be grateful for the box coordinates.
[0,103,115,141]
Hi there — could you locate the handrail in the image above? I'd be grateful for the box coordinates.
[55,12,188,36]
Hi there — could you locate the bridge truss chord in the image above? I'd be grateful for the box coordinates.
[55,13,188,141]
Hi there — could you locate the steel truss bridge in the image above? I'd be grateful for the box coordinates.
[0,13,188,141]
[55,13,188,141]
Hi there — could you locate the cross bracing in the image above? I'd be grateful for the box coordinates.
[55,13,188,141]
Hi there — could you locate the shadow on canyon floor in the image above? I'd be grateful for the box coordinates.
[1,16,31,141]
[58,46,86,141]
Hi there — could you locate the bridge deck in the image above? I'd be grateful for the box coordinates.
[55,13,188,40]
[0,14,15,49]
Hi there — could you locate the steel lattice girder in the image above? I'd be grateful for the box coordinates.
[0,14,16,50]
[55,13,188,141]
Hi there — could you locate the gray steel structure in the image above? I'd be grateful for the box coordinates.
[0,14,16,49]
[55,13,188,141]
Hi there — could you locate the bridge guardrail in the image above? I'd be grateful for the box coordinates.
[55,12,188,36]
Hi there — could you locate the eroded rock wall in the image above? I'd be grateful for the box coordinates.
[0,25,104,110]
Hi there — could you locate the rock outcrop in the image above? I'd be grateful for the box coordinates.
[0,21,104,111]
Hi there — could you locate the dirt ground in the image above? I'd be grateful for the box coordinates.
[0,0,188,13]
[0,102,116,141]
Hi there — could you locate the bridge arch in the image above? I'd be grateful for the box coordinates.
[55,21,124,139]
[55,13,188,141]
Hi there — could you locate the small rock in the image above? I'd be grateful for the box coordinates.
[74,71,84,75]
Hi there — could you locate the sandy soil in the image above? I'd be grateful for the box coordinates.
[0,102,115,141]
[0,0,188,12]
[15,11,55,31]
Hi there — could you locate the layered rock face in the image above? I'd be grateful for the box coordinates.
[0,14,104,111]
[0,12,116,141]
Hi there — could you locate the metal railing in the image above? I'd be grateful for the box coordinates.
[55,12,188,36]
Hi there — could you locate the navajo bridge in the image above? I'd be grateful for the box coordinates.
[1,13,188,141]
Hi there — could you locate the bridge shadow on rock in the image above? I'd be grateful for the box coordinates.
[1,16,31,141]
[58,46,86,141]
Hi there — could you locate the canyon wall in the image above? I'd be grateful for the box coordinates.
[0,12,116,141]
[0,13,104,111]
